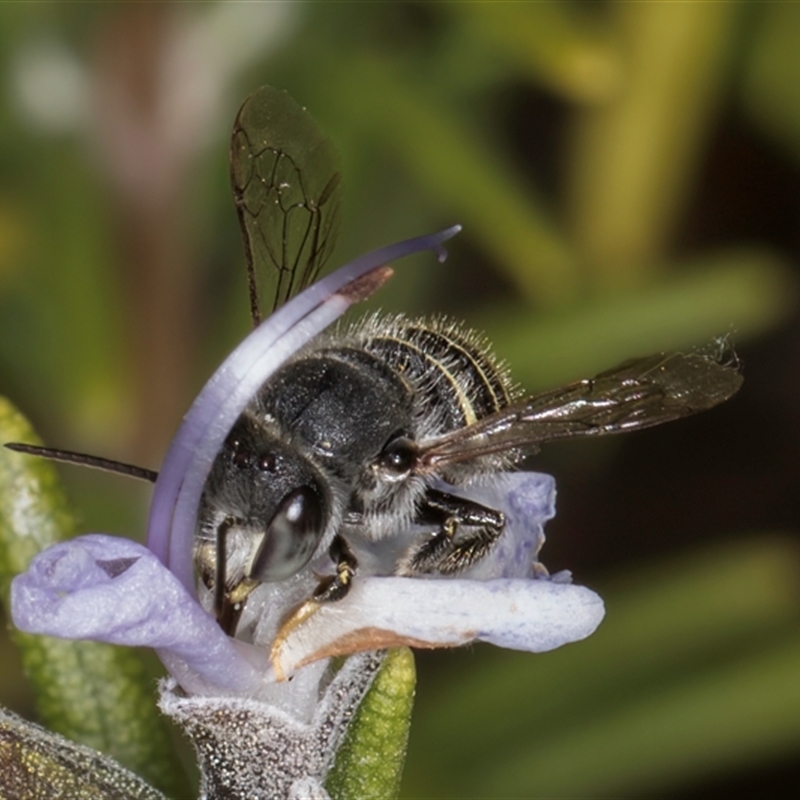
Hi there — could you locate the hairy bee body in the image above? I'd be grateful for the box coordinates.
[194,314,518,625]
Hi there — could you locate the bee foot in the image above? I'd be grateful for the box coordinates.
[313,574,349,602]
[397,531,454,576]
[400,526,499,576]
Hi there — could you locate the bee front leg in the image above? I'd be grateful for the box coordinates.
[270,536,359,674]
[399,489,505,576]
[212,516,258,635]
[313,534,358,602]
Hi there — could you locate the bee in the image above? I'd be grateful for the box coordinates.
[7,86,743,639]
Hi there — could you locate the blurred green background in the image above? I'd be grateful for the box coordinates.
[1,2,799,798]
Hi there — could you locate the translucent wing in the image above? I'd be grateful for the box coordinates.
[230,86,342,325]
[415,340,743,471]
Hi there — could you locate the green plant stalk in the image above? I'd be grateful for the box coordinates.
[327,648,416,800]
[0,397,187,797]
[567,1,742,284]
[454,2,622,103]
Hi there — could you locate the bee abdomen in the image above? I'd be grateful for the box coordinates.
[347,315,517,435]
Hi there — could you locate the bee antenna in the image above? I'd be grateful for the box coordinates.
[4,442,158,484]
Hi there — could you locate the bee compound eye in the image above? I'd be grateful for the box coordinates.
[249,487,324,582]
[378,436,417,475]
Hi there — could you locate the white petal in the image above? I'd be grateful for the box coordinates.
[272,575,604,679]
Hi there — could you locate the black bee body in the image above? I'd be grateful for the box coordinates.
[196,314,517,630]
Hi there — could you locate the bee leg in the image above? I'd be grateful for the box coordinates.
[213,516,258,635]
[400,489,505,575]
[217,578,258,636]
[313,534,358,602]
[214,516,238,626]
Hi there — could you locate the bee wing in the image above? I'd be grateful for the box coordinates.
[415,343,743,471]
[230,86,343,325]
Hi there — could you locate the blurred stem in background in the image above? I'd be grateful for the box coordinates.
[92,5,199,465]
[568,1,740,286]
[88,3,296,464]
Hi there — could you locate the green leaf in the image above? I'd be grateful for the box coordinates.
[567,1,742,282]
[0,705,166,800]
[0,397,188,797]
[483,634,800,798]
[327,648,416,800]
[741,2,800,163]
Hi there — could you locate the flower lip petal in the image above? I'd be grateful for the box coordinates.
[11,534,267,694]
[147,226,461,596]
[271,576,605,679]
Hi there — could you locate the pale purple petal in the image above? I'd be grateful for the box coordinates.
[10,534,268,695]
[445,471,556,579]
[342,472,554,580]
[261,471,604,679]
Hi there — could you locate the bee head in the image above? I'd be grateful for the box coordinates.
[198,417,332,589]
